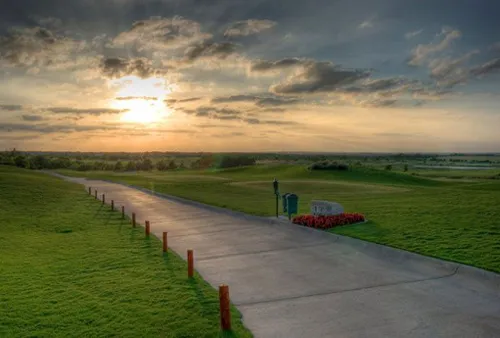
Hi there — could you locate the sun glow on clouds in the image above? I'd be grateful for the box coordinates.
[109,76,171,124]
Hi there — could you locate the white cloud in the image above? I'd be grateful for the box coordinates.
[224,19,276,37]
[408,27,461,66]
[405,29,423,39]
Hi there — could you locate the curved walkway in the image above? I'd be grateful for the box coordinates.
[55,174,500,338]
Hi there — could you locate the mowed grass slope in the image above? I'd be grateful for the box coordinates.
[56,165,500,273]
[0,166,251,338]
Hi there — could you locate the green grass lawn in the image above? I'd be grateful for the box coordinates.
[56,165,500,273]
[0,166,252,338]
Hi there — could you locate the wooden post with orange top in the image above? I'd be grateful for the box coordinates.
[219,284,231,331]
[162,232,168,253]
[187,249,194,278]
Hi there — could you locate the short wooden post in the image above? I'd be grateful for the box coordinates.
[111,200,114,211]
[94,190,97,199]
[132,213,136,227]
[219,284,231,331]
[145,221,150,236]
[121,206,125,219]
[102,194,105,205]
[162,232,168,253]
[88,187,91,195]
[187,249,194,278]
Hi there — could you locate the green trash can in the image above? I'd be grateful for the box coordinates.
[282,193,290,213]
[286,193,299,219]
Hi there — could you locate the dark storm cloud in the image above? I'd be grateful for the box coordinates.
[45,107,128,115]
[271,62,371,95]
[224,19,276,37]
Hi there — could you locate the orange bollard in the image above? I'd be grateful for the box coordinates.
[162,232,168,252]
[132,213,136,227]
[102,194,105,205]
[187,249,194,278]
[111,200,114,211]
[121,206,125,219]
[88,187,91,195]
[145,221,150,236]
[94,190,97,199]
[219,284,232,331]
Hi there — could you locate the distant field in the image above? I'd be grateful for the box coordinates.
[0,166,251,337]
[56,165,500,273]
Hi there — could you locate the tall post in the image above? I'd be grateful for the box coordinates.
[187,249,194,278]
[102,194,105,205]
[273,178,279,218]
[145,221,150,237]
[94,190,97,199]
[132,213,136,227]
[219,284,232,331]
[111,200,114,211]
[88,187,91,195]
[163,232,168,253]
[121,206,125,219]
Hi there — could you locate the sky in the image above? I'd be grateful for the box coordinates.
[0,0,499,153]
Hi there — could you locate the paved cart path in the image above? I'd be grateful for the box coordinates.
[56,174,500,338]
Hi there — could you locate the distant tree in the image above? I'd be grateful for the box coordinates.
[385,164,393,171]
[114,161,123,172]
[14,155,28,168]
[156,159,168,171]
[167,160,178,170]
[178,161,186,169]
[125,161,136,171]
[30,155,49,169]
[139,158,153,171]
[404,164,408,172]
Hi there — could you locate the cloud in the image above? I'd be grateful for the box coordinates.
[470,58,500,77]
[408,27,461,66]
[112,16,211,51]
[115,96,158,101]
[428,50,479,87]
[271,61,371,95]
[211,94,299,107]
[183,41,237,62]
[0,122,115,134]
[250,58,312,72]
[405,29,423,39]
[0,26,86,70]
[224,19,276,37]
[344,77,412,93]
[45,107,128,115]
[100,57,163,79]
[0,104,23,111]
[21,114,44,121]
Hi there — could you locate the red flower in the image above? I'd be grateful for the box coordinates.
[292,213,365,229]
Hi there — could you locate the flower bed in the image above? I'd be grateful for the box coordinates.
[292,213,365,229]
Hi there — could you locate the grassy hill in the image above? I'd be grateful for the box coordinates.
[0,166,251,337]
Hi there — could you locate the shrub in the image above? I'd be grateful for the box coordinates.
[308,161,349,171]
[292,213,365,230]
[218,155,256,169]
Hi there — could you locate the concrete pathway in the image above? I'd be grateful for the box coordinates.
[58,175,500,338]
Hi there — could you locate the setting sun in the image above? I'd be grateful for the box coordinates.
[108,76,171,123]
